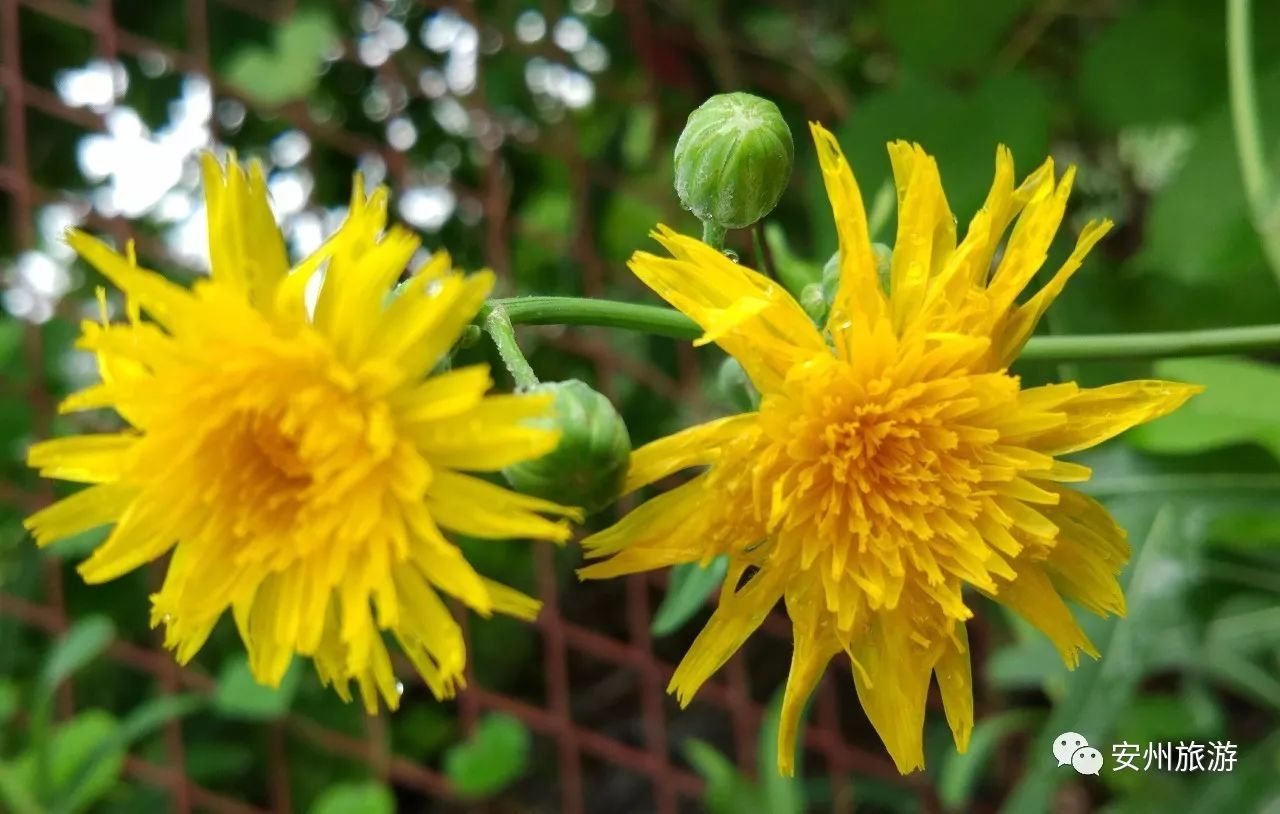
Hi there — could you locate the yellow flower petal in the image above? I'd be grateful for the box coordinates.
[850,609,939,774]
[777,581,842,776]
[579,476,716,573]
[481,577,542,621]
[887,140,955,332]
[623,414,757,494]
[668,562,786,706]
[986,563,1098,668]
[425,469,580,542]
[808,122,885,344]
[993,218,1114,365]
[408,393,560,471]
[393,364,493,424]
[1014,380,1204,455]
[27,433,137,483]
[24,483,134,546]
[630,226,826,392]
[201,154,289,306]
[65,231,196,330]
[934,623,973,753]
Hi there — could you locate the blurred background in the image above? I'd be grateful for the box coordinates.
[2,0,1280,812]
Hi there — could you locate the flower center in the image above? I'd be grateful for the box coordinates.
[140,337,411,567]
[732,352,1022,615]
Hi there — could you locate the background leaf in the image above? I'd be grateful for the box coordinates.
[40,617,115,699]
[212,655,301,722]
[1127,357,1280,459]
[309,780,396,814]
[651,556,728,637]
[442,712,530,798]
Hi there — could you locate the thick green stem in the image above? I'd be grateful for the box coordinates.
[482,304,539,388]
[701,220,727,250]
[487,296,1280,362]
[1228,0,1280,285]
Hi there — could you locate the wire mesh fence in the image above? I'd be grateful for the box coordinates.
[0,1,929,811]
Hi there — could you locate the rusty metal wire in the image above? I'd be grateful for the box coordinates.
[0,1,928,811]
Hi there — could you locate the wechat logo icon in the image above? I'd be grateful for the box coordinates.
[1054,732,1103,775]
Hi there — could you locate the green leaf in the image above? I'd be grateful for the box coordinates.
[938,709,1039,811]
[41,526,110,562]
[0,316,24,372]
[1136,65,1280,286]
[1186,731,1280,814]
[53,695,204,814]
[222,10,338,107]
[0,678,17,726]
[651,556,728,637]
[0,395,33,450]
[622,105,658,170]
[309,780,396,814]
[1207,510,1280,548]
[1078,0,1226,129]
[757,690,805,814]
[442,713,530,798]
[212,655,301,722]
[14,710,124,813]
[683,739,753,814]
[41,616,115,698]
[764,222,823,297]
[0,762,43,814]
[1204,594,1280,657]
[1126,357,1280,459]
[601,193,666,263]
[877,0,1032,76]
[985,637,1066,692]
[1001,503,1185,813]
[1112,692,1222,751]
[1197,652,1280,714]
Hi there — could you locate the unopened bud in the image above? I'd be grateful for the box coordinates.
[715,357,759,412]
[502,380,630,515]
[674,93,794,235]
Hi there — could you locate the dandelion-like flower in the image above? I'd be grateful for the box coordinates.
[579,125,1200,774]
[26,156,580,710]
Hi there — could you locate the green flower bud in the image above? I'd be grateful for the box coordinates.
[800,282,828,325]
[715,357,759,412]
[805,243,894,325]
[674,93,794,235]
[502,380,631,515]
[873,242,893,290]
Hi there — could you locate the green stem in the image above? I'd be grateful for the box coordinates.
[482,304,539,388]
[488,296,1280,362]
[1227,0,1280,285]
[701,220,727,251]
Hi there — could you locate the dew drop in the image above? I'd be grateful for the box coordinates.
[395,680,405,696]
[722,248,740,263]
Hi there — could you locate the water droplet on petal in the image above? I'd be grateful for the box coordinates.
[722,248,739,263]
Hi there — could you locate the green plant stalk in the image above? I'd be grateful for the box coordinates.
[1227,0,1280,285]
[701,220,727,251]
[485,296,1280,362]
[482,304,539,389]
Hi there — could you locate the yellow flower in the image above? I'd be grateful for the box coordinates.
[579,125,1201,774]
[26,156,580,711]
